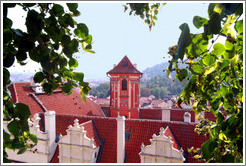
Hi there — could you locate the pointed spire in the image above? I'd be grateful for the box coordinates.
[107,55,142,75]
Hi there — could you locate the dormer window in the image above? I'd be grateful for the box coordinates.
[122,79,127,90]
[123,62,128,66]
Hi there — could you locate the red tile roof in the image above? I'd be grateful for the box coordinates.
[54,114,117,163]
[170,109,195,122]
[162,125,181,150]
[140,109,162,120]
[9,82,105,117]
[80,120,100,147]
[94,98,110,106]
[49,114,207,163]
[101,106,110,117]
[107,56,142,75]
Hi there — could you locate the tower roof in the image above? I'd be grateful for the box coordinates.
[107,55,142,75]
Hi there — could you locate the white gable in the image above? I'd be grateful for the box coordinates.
[139,127,185,163]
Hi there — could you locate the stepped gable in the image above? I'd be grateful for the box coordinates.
[50,114,208,163]
[51,119,101,163]
[107,55,142,75]
[8,82,105,117]
[54,114,117,163]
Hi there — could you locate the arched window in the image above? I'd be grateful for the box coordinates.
[122,79,127,90]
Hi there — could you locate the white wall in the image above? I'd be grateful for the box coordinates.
[4,111,57,163]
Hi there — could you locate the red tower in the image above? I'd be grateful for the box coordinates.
[107,56,142,119]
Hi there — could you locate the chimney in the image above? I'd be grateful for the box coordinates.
[116,116,125,163]
[133,64,137,69]
[162,109,170,121]
[44,111,56,152]
[184,112,191,123]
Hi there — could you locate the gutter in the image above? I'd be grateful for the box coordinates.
[28,93,48,112]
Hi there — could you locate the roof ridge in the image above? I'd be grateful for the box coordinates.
[12,83,18,103]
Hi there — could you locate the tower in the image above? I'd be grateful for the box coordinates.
[107,56,142,119]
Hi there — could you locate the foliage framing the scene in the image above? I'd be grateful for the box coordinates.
[3,3,94,162]
[125,3,244,163]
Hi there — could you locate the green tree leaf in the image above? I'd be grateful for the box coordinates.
[193,16,208,29]
[33,72,45,83]
[17,147,27,155]
[67,3,78,12]
[14,103,31,120]
[68,58,78,68]
[30,134,38,144]
[7,120,20,136]
[192,64,204,74]
[201,140,217,160]
[203,54,215,66]
[177,23,192,60]
[212,43,225,56]
[62,83,73,94]
[43,83,53,94]
[175,69,188,82]
[74,23,89,39]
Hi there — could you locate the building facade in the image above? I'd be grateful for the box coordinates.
[107,56,142,119]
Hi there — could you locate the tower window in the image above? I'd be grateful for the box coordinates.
[122,79,127,90]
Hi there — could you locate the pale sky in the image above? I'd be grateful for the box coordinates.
[7,2,209,80]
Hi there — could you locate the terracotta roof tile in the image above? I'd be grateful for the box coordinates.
[170,109,195,122]
[140,109,162,120]
[107,56,142,75]
[80,120,100,147]
[50,114,209,163]
[9,82,105,117]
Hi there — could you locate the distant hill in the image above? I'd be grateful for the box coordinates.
[141,61,188,82]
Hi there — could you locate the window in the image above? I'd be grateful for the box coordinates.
[123,62,128,66]
[122,79,127,90]
[125,132,131,141]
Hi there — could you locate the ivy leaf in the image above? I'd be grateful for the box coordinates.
[177,23,192,61]
[193,16,208,29]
